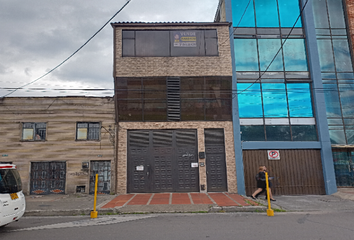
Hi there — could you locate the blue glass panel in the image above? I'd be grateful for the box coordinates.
[328,118,343,126]
[329,128,346,144]
[266,125,291,141]
[240,125,265,141]
[237,83,263,118]
[344,119,354,126]
[262,83,288,117]
[327,0,346,28]
[338,73,354,79]
[346,130,354,144]
[312,0,329,28]
[232,0,255,27]
[287,83,313,117]
[255,0,279,27]
[322,73,336,79]
[258,39,283,71]
[333,39,354,72]
[234,39,259,71]
[323,84,342,118]
[278,0,302,27]
[317,40,335,72]
[339,84,354,118]
[283,39,308,71]
[291,125,318,141]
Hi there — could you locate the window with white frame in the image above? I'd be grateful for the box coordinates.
[22,122,46,141]
[76,122,100,141]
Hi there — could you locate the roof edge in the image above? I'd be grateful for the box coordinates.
[110,22,231,28]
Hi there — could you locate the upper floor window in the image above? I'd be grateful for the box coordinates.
[122,29,218,57]
[234,38,308,72]
[22,122,46,141]
[76,122,100,141]
[232,0,302,28]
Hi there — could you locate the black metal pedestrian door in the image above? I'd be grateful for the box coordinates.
[205,129,228,192]
[127,130,199,193]
[89,161,111,194]
[30,162,66,195]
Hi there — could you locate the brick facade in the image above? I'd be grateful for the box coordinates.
[112,22,236,194]
[346,0,354,54]
[112,23,232,78]
[116,121,237,194]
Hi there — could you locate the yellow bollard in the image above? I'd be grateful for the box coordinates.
[265,172,274,217]
[90,174,98,218]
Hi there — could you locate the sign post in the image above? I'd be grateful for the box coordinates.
[265,172,274,217]
[90,174,98,218]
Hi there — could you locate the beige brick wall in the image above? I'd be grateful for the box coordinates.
[0,97,115,195]
[113,24,232,77]
[116,121,237,194]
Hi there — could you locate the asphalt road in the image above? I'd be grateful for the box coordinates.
[1,212,354,240]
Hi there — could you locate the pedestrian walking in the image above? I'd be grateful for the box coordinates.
[251,166,276,201]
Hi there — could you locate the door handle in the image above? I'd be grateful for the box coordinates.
[146,165,150,177]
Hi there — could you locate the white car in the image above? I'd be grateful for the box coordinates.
[0,164,26,227]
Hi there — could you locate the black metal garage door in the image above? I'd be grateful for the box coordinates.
[127,129,199,193]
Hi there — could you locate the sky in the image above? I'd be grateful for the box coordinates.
[0,0,219,98]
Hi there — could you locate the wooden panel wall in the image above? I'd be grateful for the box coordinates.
[243,149,325,196]
[0,97,116,195]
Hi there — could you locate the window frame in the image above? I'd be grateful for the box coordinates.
[122,29,219,57]
[76,122,101,141]
[21,122,47,141]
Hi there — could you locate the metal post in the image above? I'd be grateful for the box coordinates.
[90,173,98,218]
[265,172,274,217]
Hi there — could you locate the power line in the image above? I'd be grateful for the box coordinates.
[1,0,132,98]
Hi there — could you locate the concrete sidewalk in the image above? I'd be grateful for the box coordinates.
[24,188,354,216]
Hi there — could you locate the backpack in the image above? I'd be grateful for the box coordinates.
[255,173,260,181]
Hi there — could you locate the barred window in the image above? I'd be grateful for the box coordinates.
[76,122,100,141]
[22,122,47,141]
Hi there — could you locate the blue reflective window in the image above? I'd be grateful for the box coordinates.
[232,0,255,27]
[323,84,342,118]
[255,0,279,27]
[327,0,346,28]
[234,39,259,71]
[317,40,335,72]
[241,125,265,141]
[312,0,329,28]
[259,39,283,71]
[237,83,263,118]
[262,83,288,117]
[291,125,318,141]
[266,125,291,141]
[333,39,353,72]
[287,83,313,117]
[339,84,354,118]
[346,130,354,144]
[278,0,302,27]
[329,128,346,144]
[283,39,308,71]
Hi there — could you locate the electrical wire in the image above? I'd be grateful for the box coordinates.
[1,0,132,98]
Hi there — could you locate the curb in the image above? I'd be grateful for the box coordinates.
[24,205,270,216]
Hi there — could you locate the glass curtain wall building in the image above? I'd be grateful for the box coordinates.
[312,0,354,187]
[216,0,354,194]
[233,0,316,142]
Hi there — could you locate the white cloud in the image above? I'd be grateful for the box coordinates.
[0,0,219,97]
